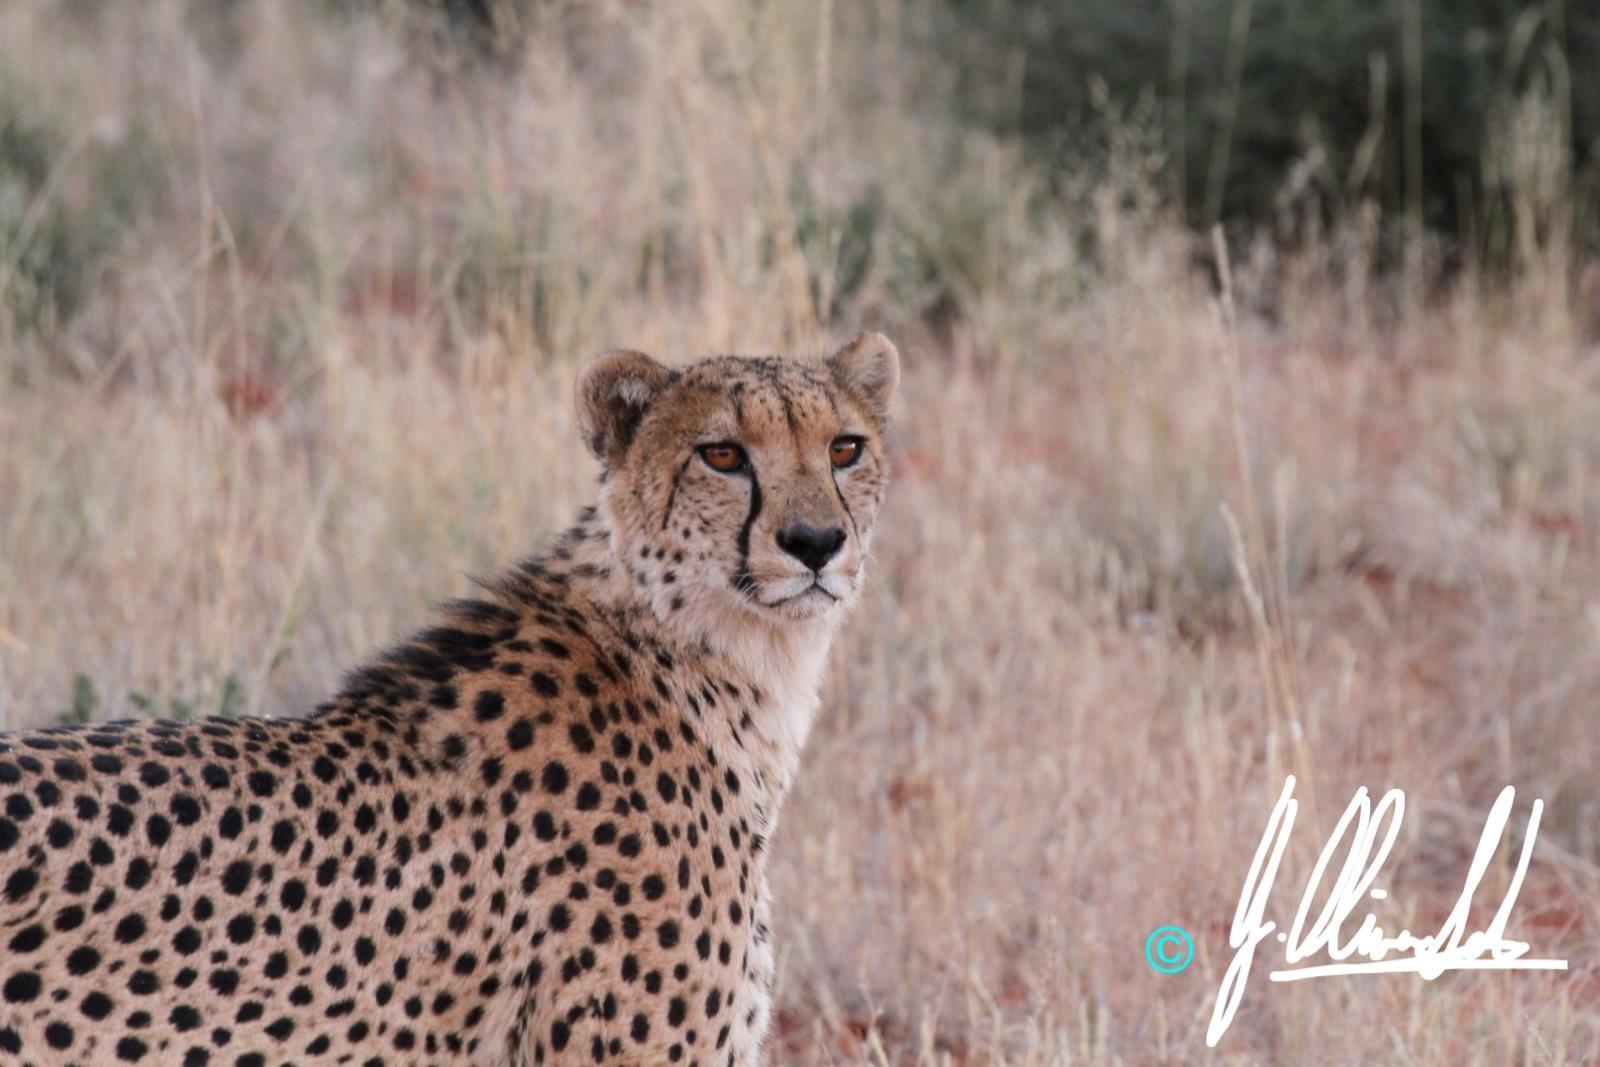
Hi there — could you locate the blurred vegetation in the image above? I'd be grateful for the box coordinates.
[56,672,248,727]
[0,0,1593,360]
[56,672,98,726]
[0,78,166,338]
[932,0,1598,252]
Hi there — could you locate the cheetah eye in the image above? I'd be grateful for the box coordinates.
[697,442,748,474]
[829,436,865,469]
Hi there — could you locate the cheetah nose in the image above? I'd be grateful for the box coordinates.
[776,523,846,573]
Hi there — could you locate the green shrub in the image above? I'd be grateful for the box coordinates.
[57,673,98,726]
[0,82,166,339]
[936,0,1599,247]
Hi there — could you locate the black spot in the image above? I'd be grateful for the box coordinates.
[542,761,569,794]
[575,782,603,811]
[4,866,39,902]
[507,719,534,751]
[67,946,101,975]
[567,723,595,753]
[270,820,296,854]
[226,915,255,944]
[2,971,41,1003]
[29,792,66,822]
[7,925,44,953]
[43,817,75,849]
[474,691,506,722]
[44,1021,74,1049]
[221,860,253,895]
[115,913,147,944]
[171,793,203,825]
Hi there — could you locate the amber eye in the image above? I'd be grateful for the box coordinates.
[697,442,747,473]
[829,436,865,469]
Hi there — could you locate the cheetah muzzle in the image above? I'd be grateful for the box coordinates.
[0,335,898,1067]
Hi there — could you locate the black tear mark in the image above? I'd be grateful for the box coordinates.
[732,469,764,598]
[832,470,860,543]
[661,455,693,532]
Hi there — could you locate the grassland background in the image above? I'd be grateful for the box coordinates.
[2,1,1599,1062]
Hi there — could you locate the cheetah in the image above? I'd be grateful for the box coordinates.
[0,334,900,1066]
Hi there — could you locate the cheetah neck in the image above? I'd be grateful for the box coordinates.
[699,610,834,786]
[532,504,837,787]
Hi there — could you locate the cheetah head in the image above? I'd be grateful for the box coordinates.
[576,333,899,637]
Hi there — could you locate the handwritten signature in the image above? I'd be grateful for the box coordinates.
[1207,775,1568,1047]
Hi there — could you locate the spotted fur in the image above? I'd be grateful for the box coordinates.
[0,334,899,1066]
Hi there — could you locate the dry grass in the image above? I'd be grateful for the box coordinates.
[2,2,1599,1062]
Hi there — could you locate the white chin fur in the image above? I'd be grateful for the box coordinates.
[655,575,849,767]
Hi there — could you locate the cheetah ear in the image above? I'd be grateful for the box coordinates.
[576,350,677,463]
[827,331,900,423]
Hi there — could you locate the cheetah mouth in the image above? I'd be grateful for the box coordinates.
[765,582,839,607]
[752,573,853,616]
[732,567,854,615]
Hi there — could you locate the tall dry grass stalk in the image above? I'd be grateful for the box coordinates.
[1,1,1598,1061]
